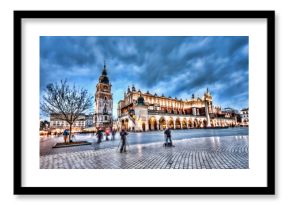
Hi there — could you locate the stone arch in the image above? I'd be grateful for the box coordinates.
[121,119,124,130]
[213,119,217,127]
[159,117,166,130]
[121,119,129,131]
[142,122,146,131]
[203,119,207,128]
[210,119,214,127]
[182,118,187,129]
[221,120,225,127]
[168,117,174,129]
[188,118,193,128]
[193,119,198,128]
[175,118,181,129]
[148,116,157,131]
[198,119,203,128]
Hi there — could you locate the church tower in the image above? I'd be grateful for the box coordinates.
[95,62,113,129]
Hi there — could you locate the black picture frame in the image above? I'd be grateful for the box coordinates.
[14,10,275,195]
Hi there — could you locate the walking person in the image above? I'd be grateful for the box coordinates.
[105,129,110,141]
[119,128,128,153]
[164,127,174,147]
[111,129,116,141]
[96,128,103,144]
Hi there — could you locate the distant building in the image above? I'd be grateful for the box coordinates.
[240,108,249,127]
[85,113,94,128]
[94,63,113,130]
[49,113,86,132]
[118,86,237,131]
[112,119,119,130]
[222,107,240,119]
[39,120,50,131]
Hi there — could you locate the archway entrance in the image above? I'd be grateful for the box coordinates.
[142,122,146,131]
[175,118,181,129]
[121,119,129,130]
[210,120,214,127]
[188,119,192,128]
[203,119,207,128]
[198,119,203,128]
[168,117,174,129]
[193,119,198,128]
[182,118,187,129]
[148,117,157,130]
[159,117,166,130]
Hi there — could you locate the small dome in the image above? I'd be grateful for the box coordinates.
[98,64,110,84]
[132,85,136,92]
[137,95,145,105]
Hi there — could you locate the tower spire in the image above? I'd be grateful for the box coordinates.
[102,60,107,76]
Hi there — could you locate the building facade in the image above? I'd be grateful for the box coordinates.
[49,113,86,132]
[85,113,94,128]
[94,63,113,129]
[118,86,237,131]
[240,108,249,127]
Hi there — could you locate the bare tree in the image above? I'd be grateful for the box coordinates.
[41,80,93,142]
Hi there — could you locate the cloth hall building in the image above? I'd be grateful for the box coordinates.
[117,86,238,131]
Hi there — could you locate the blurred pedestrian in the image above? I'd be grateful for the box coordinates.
[164,127,173,147]
[96,128,103,144]
[63,129,69,143]
[105,129,110,141]
[119,129,128,153]
[111,129,116,141]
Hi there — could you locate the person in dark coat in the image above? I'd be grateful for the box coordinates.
[119,129,128,153]
[164,128,173,147]
[96,129,103,144]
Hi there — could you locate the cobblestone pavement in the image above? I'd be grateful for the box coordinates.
[40,135,248,169]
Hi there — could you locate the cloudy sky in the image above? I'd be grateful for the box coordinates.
[40,36,248,118]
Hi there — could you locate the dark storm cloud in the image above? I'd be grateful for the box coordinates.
[40,36,249,116]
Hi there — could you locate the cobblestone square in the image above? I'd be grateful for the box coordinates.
[40,134,248,169]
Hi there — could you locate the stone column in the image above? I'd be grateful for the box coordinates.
[205,100,211,127]
[156,120,160,130]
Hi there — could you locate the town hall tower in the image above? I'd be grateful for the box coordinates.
[94,63,113,129]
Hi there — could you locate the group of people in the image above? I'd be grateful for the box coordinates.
[94,128,128,153]
[62,127,174,152]
[117,127,174,153]
[96,128,117,144]
[96,127,174,153]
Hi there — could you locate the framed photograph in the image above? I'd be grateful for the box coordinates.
[14,10,275,195]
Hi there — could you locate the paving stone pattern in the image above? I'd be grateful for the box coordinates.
[40,136,248,169]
